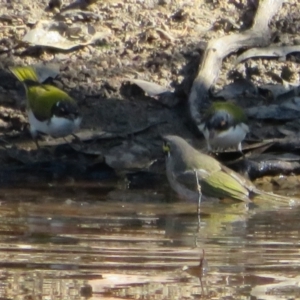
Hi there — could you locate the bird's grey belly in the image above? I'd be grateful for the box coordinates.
[166,162,218,203]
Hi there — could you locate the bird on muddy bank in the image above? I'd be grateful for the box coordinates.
[10,66,82,148]
[198,101,249,153]
[162,135,296,205]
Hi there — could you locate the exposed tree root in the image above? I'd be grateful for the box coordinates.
[189,0,284,126]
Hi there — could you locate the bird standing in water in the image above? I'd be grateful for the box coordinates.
[163,135,295,205]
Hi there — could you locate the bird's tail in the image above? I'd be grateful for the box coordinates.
[9,66,39,84]
[253,189,299,206]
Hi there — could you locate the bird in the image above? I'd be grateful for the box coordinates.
[162,135,295,205]
[198,102,249,152]
[9,66,82,147]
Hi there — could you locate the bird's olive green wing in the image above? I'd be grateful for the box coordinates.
[220,164,255,192]
[27,84,75,121]
[200,169,251,202]
[172,147,222,175]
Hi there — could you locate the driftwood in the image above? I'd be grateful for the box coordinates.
[229,154,300,180]
[227,136,300,179]
[189,0,284,126]
[235,45,300,65]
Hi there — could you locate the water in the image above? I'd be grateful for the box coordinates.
[0,180,299,299]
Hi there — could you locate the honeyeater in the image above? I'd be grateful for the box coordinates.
[198,102,249,152]
[10,66,82,146]
[163,135,296,205]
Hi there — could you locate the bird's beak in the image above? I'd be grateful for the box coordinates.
[162,143,171,157]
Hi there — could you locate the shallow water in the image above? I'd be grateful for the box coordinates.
[0,180,299,300]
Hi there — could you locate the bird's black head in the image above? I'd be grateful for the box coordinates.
[205,110,235,131]
[51,101,80,120]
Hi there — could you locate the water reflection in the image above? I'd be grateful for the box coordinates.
[0,182,299,299]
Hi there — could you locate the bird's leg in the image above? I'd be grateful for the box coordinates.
[30,129,41,150]
[63,137,69,145]
[34,137,56,155]
[237,142,242,152]
[31,132,41,150]
[71,133,81,143]
[198,249,207,296]
[237,142,245,157]
[207,141,212,153]
[194,169,202,215]
[34,139,40,150]
[193,169,202,240]
[206,142,215,155]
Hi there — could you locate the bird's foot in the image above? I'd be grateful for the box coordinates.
[71,133,81,144]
